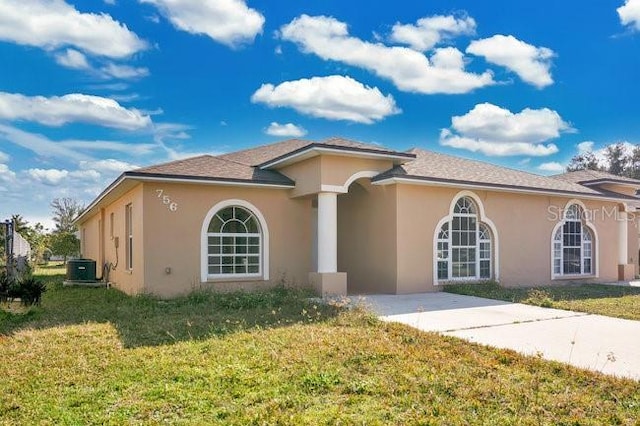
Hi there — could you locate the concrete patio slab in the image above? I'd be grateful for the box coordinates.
[362,292,640,380]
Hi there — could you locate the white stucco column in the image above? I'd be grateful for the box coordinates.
[618,209,628,265]
[317,192,338,273]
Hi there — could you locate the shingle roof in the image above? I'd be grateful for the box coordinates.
[119,140,640,200]
[372,149,610,196]
[128,155,294,186]
[552,169,640,185]
[219,137,412,167]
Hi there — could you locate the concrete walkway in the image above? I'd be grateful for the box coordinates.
[363,292,640,381]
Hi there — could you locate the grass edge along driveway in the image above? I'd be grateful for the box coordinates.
[444,281,640,321]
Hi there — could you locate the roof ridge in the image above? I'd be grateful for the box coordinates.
[135,154,215,172]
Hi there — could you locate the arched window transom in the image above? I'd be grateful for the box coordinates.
[207,206,262,277]
[436,196,493,282]
[553,204,594,276]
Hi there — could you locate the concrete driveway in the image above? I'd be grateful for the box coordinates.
[362,292,640,381]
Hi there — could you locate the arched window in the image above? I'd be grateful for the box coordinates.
[206,205,262,277]
[553,204,594,276]
[436,196,493,282]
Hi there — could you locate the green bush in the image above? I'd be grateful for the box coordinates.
[0,271,46,306]
[17,277,47,306]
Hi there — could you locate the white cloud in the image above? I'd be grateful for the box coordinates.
[264,122,307,137]
[439,103,572,156]
[79,159,139,173]
[100,63,150,80]
[618,0,640,30]
[251,75,400,124]
[27,168,69,185]
[0,0,147,58]
[439,131,559,157]
[467,35,554,88]
[280,15,494,95]
[0,92,152,130]
[389,14,476,52]
[140,0,264,47]
[538,162,565,173]
[55,51,150,81]
[0,164,16,182]
[0,124,91,161]
[0,151,9,163]
[54,49,90,69]
[577,141,595,154]
[588,141,636,168]
[60,140,156,155]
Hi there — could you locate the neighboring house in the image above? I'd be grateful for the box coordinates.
[76,137,640,298]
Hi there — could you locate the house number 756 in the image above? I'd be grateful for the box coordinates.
[156,189,178,212]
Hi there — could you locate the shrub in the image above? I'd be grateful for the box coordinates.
[0,270,14,303]
[524,289,554,308]
[17,277,47,306]
[0,271,46,306]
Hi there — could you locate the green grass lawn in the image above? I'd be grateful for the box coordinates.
[443,281,640,321]
[1,271,639,424]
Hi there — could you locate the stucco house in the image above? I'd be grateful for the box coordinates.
[76,137,640,298]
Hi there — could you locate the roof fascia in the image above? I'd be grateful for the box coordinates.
[75,174,294,225]
[259,145,415,170]
[373,176,633,203]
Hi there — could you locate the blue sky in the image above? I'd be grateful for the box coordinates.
[1,0,640,228]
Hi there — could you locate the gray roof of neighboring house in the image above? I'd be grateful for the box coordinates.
[372,148,620,197]
[552,169,640,186]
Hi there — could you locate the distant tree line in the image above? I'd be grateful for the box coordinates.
[1,198,84,266]
[567,142,640,179]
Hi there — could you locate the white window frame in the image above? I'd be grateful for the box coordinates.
[200,200,269,282]
[433,191,499,285]
[551,200,598,279]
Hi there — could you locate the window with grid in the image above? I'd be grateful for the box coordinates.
[437,223,449,280]
[553,204,594,277]
[436,196,492,282]
[207,206,261,277]
[479,224,492,279]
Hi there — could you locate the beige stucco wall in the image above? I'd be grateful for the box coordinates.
[80,213,100,262]
[79,156,634,299]
[80,184,145,294]
[337,180,397,293]
[141,182,312,297]
[280,155,394,197]
[393,184,622,292]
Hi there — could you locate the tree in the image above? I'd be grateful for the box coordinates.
[566,152,601,172]
[21,222,50,265]
[627,145,640,179]
[605,143,629,176]
[49,232,80,265]
[11,214,29,234]
[51,198,84,233]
